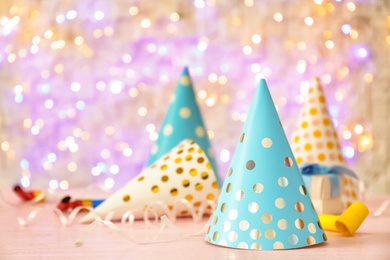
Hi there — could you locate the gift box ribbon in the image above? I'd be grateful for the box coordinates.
[300,163,358,198]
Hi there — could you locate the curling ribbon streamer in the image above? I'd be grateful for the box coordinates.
[120,207,157,225]
[0,188,43,226]
[75,215,210,247]
[373,200,390,217]
[54,206,103,226]
[119,199,215,226]
[301,163,359,198]
[0,189,44,226]
[17,207,43,226]
[0,186,109,227]
[75,199,215,246]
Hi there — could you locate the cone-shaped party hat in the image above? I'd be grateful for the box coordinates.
[147,67,220,187]
[80,139,220,223]
[205,79,326,250]
[291,77,345,167]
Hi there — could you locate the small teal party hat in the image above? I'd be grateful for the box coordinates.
[147,67,220,186]
[205,79,326,250]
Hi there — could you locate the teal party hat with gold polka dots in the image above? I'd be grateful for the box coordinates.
[205,79,327,250]
[147,67,220,187]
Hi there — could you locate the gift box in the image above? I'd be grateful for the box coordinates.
[302,170,361,214]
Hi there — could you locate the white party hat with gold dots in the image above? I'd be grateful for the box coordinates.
[204,79,326,250]
[290,77,345,167]
[80,139,220,223]
[147,67,221,187]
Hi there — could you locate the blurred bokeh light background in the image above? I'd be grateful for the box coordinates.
[0,0,389,193]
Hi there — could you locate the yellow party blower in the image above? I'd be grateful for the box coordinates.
[319,201,369,236]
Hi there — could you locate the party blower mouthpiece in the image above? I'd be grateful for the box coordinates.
[319,201,369,236]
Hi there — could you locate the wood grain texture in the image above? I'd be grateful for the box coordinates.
[0,194,389,260]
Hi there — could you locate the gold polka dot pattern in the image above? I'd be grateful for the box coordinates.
[220,203,227,213]
[227,167,233,177]
[185,194,193,202]
[170,188,178,196]
[122,194,130,202]
[180,75,191,86]
[240,133,246,142]
[273,241,284,249]
[174,158,182,164]
[226,183,232,193]
[81,139,219,222]
[197,157,205,163]
[277,219,288,230]
[195,126,205,137]
[295,202,304,212]
[284,157,293,167]
[295,218,305,229]
[195,183,203,191]
[182,179,190,187]
[299,185,307,195]
[340,175,362,209]
[306,236,316,245]
[189,168,198,176]
[246,160,256,170]
[179,107,191,118]
[265,229,276,240]
[151,185,159,193]
[262,213,272,224]
[206,162,212,169]
[206,193,215,200]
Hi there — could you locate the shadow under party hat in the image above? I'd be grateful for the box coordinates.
[290,77,345,167]
[80,139,220,223]
[147,67,220,187]
[204,79,326,250]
